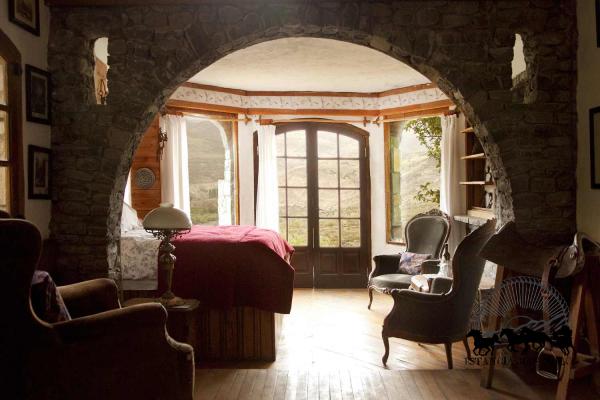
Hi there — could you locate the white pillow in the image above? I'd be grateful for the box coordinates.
[121,202,143,231]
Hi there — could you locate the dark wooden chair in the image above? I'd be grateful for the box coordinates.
[368,209,451,309]
[381,219,496,369]
[1,218,195,400]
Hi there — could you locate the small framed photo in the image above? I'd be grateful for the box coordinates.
[8,0,40,36]
[25,65,51,125]
[590,107,600,188]
[28,145,51,200]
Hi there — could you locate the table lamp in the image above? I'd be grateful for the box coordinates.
[143,203,191,307]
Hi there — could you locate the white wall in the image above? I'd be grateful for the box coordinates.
[576,0,600,241]
[0,0,51,237]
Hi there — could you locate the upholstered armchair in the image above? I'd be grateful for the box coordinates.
[1,219,194,400]
[381,219,496,369]
[368,209,450,309]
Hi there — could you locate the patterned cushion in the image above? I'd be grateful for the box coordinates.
[397,252,432,275]
[31,271,71,323]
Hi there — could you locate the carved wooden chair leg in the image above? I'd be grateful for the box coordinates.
[463,337,472,360]
[382,332,390,365]
[368,288,373,310]
[444,342,453,369]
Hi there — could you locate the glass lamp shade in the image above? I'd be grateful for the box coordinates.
[143,203,191,231]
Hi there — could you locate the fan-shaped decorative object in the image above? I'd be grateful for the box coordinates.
[134,167,155,189]
[473,276,569,333]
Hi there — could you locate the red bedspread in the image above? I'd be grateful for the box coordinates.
[170,225,295,314]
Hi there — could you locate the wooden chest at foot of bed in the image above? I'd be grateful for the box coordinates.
[195,305,283,363]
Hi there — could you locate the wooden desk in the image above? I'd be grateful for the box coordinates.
[123,298,200,357]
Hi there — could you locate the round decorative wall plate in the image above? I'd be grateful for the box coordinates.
[134,167,156,189]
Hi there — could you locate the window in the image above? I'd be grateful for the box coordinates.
[0,31,23,215]
[385,117,441,243]
[186,115,237,225]
[94,37,109,105]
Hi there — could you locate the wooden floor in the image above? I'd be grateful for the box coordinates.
[199,289,472,370]
[195,289,598,399]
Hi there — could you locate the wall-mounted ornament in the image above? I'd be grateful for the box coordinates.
[134,167,156,189]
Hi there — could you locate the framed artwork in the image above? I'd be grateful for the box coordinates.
[28,145,51,199]
[25,65,51,125]
[590,107,600,188]
[8,0,40,36]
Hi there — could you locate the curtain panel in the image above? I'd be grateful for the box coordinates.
[255,124,279,232]
[160,115,191,216]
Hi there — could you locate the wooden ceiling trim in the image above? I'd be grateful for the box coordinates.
[166,98,452,118]
[46,0,210,6]
[180,82,437,99]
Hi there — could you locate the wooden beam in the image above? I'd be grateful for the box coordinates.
[166,99,452,118]
[46,0,218,6]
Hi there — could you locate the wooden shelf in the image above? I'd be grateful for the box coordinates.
[459,181,495,186]
[461,153,485,160]
[461,127,474,134]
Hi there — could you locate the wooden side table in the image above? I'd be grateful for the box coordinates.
[123,298,200,358]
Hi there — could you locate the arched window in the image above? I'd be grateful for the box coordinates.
[186,115,237,225]
[0,30,23,215]
[93,37,109,105]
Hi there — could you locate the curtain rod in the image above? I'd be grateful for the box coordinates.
[258,117,374,126]
[165,109,252,123]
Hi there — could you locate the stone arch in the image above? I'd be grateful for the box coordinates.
[47,2,576,281]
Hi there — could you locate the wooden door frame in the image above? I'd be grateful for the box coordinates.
[0,29,24,216]
[253,121,371,288]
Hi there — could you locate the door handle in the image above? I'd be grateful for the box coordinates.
[312,227,315,249]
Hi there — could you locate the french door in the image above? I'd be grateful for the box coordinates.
[274,123,370,288]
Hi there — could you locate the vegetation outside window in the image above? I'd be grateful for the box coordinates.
[186,116,238,225]
[385,117,441,243]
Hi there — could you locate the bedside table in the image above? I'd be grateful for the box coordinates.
[123,298,200,357]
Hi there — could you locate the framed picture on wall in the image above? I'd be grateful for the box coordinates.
[590,107,600,188]
[25,65,51,125]
[8,0,40,36]
[28,145,51,199]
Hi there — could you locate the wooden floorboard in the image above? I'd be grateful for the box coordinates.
[194,289,598,399]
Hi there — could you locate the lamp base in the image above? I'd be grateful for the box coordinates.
[158,290,185,307]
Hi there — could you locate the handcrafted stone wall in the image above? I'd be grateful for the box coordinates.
[47,0,577,281]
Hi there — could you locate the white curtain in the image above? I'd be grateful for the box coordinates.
[255,123,279,231]
[124,171,132,206]
[440,114,464,255]
[160,115,191,216]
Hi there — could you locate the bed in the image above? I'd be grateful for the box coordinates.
[119,203,295,361]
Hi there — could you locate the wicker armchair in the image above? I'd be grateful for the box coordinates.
[1,219,194,400]
[368,209,451,309]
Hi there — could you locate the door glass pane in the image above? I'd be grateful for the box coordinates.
[319,219,339,247]
[276,134,285,157]
[286,158,306,186]
[286,130,306,157]
[319,189,338,217]
[318,131,337,158]
[341,219,361,247]
[0,166,8,212]
[277,158,286,186]
[0,58,6,106]
[340,190,360,218]
[318,160,338,188]
[339,160,359,188]
[279,217,287,237]
[339,135,359,158]
[287,188,307,216]
[0,111,8,161]
[278,188,286,216]
[288,218,308,246]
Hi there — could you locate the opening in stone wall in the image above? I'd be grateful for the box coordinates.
[93,37,109,105]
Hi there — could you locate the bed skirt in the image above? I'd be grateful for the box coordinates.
[122,290,282,362]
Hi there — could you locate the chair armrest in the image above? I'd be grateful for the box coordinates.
[53,303,167,342]
[58,278,120,318]
[370,254,401,278]
[431,277,453,294]
[421,259,440,274]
